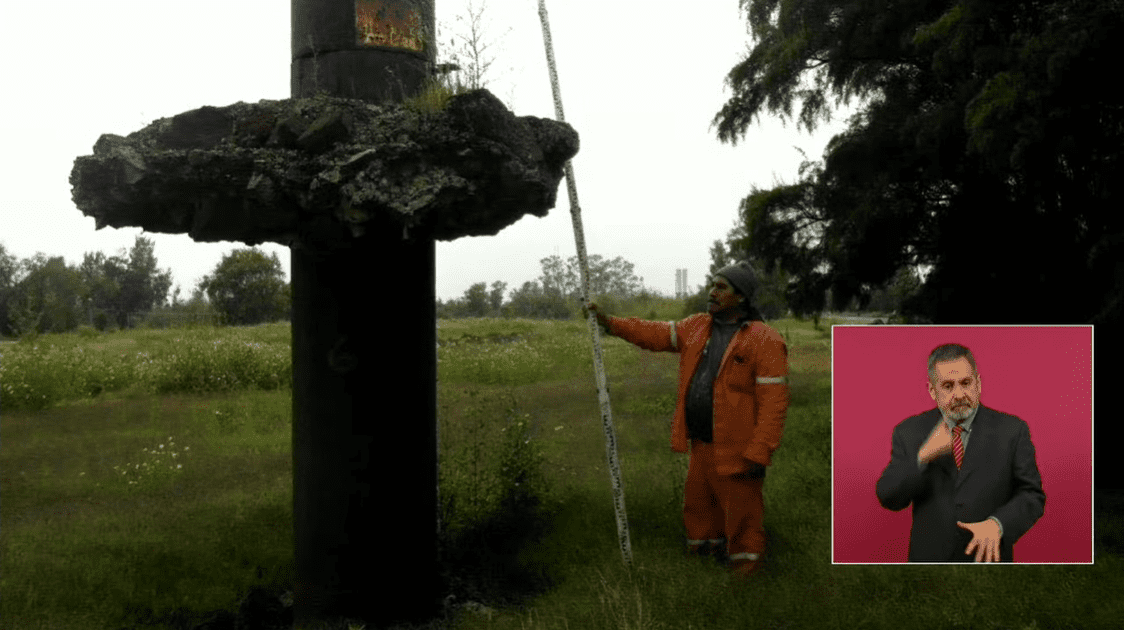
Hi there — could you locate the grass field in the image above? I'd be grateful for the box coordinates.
[1,306,1121,630]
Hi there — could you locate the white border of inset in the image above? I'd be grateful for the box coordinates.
[830,324,1094,565]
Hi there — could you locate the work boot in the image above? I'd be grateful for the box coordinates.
[686,540,728,565]
[729,559,763,577]
[727,552,764,578]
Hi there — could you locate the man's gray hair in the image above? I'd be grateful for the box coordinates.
[927,343,978,383]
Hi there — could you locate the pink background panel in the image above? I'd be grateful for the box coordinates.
[831,326,1092,563]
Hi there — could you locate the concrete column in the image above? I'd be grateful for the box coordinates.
[290,0,438,626]
[291,239,438,626]
[293,0,434,102]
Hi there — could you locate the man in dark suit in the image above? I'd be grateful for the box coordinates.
[876,343,1046,562]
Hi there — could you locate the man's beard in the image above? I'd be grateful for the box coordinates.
[945,400,975,421]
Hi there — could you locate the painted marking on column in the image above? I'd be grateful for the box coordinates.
[356,0,424,51]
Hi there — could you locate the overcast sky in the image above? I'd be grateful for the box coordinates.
[2,0,854,304]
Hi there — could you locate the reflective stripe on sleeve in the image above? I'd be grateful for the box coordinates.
[728,552,760,562]
[668,321,677,350]
[755,376,787,384]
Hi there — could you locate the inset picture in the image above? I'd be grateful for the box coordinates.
[832,326,1092,563]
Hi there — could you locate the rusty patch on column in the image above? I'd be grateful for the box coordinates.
[356,0,423,51]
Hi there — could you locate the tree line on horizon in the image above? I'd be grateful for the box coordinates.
[436,248,920,321]
[0,234,923,341]
[0,236,290,340]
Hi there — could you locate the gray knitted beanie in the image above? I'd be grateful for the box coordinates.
[714,260,758,303]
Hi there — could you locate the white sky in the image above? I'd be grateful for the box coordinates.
[1,0,854,304]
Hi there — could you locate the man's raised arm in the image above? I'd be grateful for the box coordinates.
[584,302,682,353]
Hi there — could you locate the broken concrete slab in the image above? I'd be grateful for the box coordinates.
[70,89,578,252]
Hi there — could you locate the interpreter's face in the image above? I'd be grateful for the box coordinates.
[927,357,982,422]
[707,276,741,316]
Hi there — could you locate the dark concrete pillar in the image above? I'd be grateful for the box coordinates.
[291,238,438,627]
[290,1,438,627]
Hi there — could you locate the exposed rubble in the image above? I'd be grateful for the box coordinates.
[70,90,578,252]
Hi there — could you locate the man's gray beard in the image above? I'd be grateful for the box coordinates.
[944,403,974,421]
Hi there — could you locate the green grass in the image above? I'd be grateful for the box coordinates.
[2,314,1121,630]
[2,387,295,629]
[0,321,292,413]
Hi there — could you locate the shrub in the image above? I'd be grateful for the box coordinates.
[403,75,472,114]
[437,387,556,605]
[438,388,554,545]
[0,324,293,412]
[75,324,101,338]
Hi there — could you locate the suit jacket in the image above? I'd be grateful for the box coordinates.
[876,405,1045,562]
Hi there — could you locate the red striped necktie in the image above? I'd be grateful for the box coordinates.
[952,424,964,469]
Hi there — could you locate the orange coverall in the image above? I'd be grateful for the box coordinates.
[606,312,789,565]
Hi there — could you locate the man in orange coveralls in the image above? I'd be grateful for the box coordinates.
[584,261,789,576]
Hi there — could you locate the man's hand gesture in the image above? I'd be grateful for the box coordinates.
[957,519,1002,562]
[919,420,953,464]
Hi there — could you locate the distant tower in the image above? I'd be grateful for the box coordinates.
[675,268,688,298]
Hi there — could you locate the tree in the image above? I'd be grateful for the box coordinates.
[707,240,734,281]
[198,248,290,327]
[488,280,507,314]
[506,280,570,319]
[4,254,87,338]
[78,251,120,330]
[435,280,505,318]
[438,0,513,93]
[582,255,642,298]
[119,236,173,324]
[867,265,924,315]
[537,254,642,304]
[714,0,1124,326]
[0,236,175,336]
[0,243,21,337]
[538,254,571,299]
[73,236,173,331]
[461,282,490,316]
